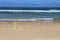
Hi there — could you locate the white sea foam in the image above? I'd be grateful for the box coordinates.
[0,10,60,12]
[0,18,54,22]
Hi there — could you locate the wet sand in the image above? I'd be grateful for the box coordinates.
[0,22,60,40]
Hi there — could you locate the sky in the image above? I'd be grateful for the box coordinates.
[0,0,60,7]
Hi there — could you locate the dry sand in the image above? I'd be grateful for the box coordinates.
[0,22,60,40]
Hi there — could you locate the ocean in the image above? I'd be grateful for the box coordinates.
[0,7,60,22]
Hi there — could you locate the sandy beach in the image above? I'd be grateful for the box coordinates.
[0,22,60,40]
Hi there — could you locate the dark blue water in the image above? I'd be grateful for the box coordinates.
[0,7,60,10]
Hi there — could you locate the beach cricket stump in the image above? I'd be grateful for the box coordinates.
[14,21,17,29]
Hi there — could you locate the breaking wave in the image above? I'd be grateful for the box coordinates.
[0,9,60,12]
[0,18,54,22]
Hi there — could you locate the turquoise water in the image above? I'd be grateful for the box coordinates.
[0,7,60,22]
[0,12,60,22]
[0,12,60,19]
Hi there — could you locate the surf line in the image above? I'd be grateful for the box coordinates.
[0,10,60,12]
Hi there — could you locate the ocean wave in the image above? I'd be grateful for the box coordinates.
[0,9,60,12]
[0,18,54,22]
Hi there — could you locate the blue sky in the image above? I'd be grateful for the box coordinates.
[0,0,60,7]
